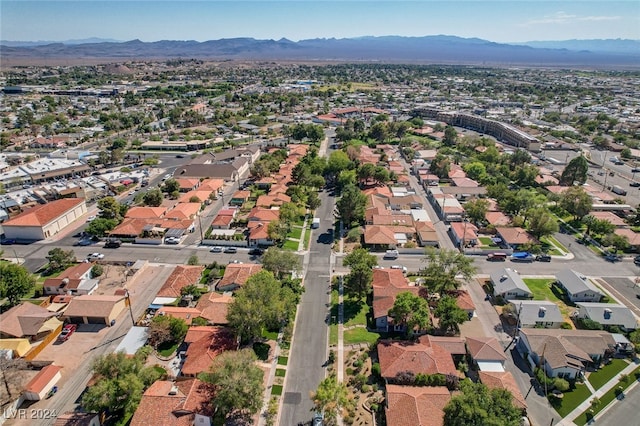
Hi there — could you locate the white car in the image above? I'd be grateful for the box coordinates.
[86,215,96,222]
[165,237,180,244]
[87,253,104,260]
[210,246,224,253]
[391,265,408,274]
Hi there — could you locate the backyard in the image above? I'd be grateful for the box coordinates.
[523,278,574,318]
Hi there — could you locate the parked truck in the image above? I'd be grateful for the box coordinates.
[311,217,321,228]
[612,185,627,196]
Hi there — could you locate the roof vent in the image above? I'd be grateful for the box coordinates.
[60,278,70,288]
[604,308,612,319]
[500,275,508,282]
[538,307,546,318]
[168,385,178,396]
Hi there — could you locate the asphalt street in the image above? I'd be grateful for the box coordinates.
[593,379,640,425]
[279,191,335,426]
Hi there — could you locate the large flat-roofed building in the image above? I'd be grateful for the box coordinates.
[2,198,86,240]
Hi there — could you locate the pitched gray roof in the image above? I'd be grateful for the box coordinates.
[555,269,603,296]
[490,268,531,298]
[576,302,638,330]
[513,300,564,325]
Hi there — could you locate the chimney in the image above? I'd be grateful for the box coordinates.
[168,385,179,396]
[538,307,546,318]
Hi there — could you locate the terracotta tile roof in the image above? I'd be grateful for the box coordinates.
[450,221,478,242]
[3,198,84,227]
[377,339,458,379]
[588,211,627,227]
[371,214,414,227]
[53,412,100,426]
[25,364,61,394]
[466,336,507,362]
[110,217,153,237]
[478,371,527,410]
[156,307,202,325]
[364,225,397,245]
[165,203,200,220]
[419,335,467,355]
[195,292,233,325]
[362,186,393,198]
[495,226,538,245]
[217,208,237,216]
[175,178,201,190]
[248,223,270,240]
[452,290,476,312]
[613,228,640,245]
[269,183,289,195]
[212,215,234,227]
[125,206,167,219]
[198,178,224,192]
[63,295,126,318]
[372,269,410,290]
[178,190,212,204]
[181,327,238,376]
[248,207,280,222]
[385,385,452,426]
[231,190,251,200]
[373,285,421,322]
[0,303,58,337]
[130,379,214,426]
[451,177,479,188]
[44,262,92,290]
[216,264,262,291]
[255,193,291,207]
[157,265,205,298]
[485,211,511,226]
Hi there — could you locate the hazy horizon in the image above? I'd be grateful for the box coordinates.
[2,1,639,44]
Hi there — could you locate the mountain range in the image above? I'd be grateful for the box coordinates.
[2,35,639,68]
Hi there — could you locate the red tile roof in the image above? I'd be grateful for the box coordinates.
[495,226,537,245]
[165,203,200,220]
[125,206,166,219]
[44,262,92,290]
[465,336,507,362]
[216,264,262,291]
[199,178,224,192]
[25,364,61,394]
[385,385,453,426]
[478,371,527,410]
[364,225,397,245]
[377,339,458,379]
[3,198,84,227]
[181,327,238,376]
[248,207,280,222]
[178,190,212,204]
[130,379,214,426]
[195,292,233,325]
[157,265,205,298]
[156,307,202,325]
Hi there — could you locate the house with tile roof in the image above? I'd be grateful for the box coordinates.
[247,207,280,223]
[248,222,273,247]
[156,307,202,326]
[415,220,439,247]
[490,268,532,300]
[377,339,459,382]
[178,190,213,204]
[2,198,86,240]
[229,190,251,206]
[174,178,201,193]
[494,226,538,249]
[125,206,166,219]
[165,203,201,221]
[216,263,262,292]
[0,303,61,341]
[195,292,233,325]
[256,193,291,208]
[372,269,422,332]
[43,262,99,296]
[180,327,238,377]
[23,364,61,401]
[198,178,224,193]
[449,221,478,248]
[385,385,453,426]
[130,379,214,426]
[575,302,638,331]
[466,336,507,371]
[555,269,603,303]
[478,371,527,411]
[157,265,205,299]
[516,328,616,379]
[63,295,127,326]
[364,225,398,248]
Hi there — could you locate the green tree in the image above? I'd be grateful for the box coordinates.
[148,315,188,348]
[163,178,180,194]
[583,215,615,237]
[187,254,199,265]
[261,247,302,279]
[526,207,559,240]
[369,122,388,143]
[267,220,289,245]
[343,248,378,269]
[199,349,264,422]
[226,270,296,343]
[91,264,104,277]
[463,162,487,182]
[463,198,489,224]
[443,125,457,146]
[602,233,630,252]
[559,155,589,186]
[46,248,76,272]
[421,248,476,295]
[559,186,593,220]
[343,263,373,299]
[97,196,124,221]
[388,291,431,335]
[443,380,521,426]
[310,375,352,425]
[326,150,353,183]
[307,191,322,211]
[434,295,469,335]
[85,218,118,237]
[0,263,36,306]
[429,153,451,179]
[143,188,164,207]
[336,184,367,226]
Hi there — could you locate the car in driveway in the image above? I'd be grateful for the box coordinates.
[86,253,105,261]
[210,246,224,253]
[58,324,77,342]
[224,247,238,253]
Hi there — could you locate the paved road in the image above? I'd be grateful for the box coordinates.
[593,379,640,425]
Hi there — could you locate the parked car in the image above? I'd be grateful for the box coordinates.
[630,182,640,187]
[86,253,105,260]
[535,254,552,262]
[510,252,535,262]
[75,238,94,246]
[390,265,408,274]
[86,215,96,222]
[0,238,16,245]
[605,253,621,262]
[383,249,399,259]
[224,247,238,253]
[210,246,224,253]
[634,255,640,265]
[228,259,242,264]
[58,324,77,342]
[165,236,181,244]
[248,248,264,256]
[104,239,122,248]
[487,252,508,262]
[176,154,185,158]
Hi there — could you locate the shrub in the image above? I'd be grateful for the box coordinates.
[361,384,371,393]
[91,264,104,277]
[346,227,361,243]
[353,359,363,369]
[370,403,379,412]
[553,378,570,392]
[578,318,603,330]
[328,350,336,364]
[561,322,573,329]
[351,374,367,390]
[371,363,381,378]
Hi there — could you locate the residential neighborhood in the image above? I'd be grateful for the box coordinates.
[1,60,640,426]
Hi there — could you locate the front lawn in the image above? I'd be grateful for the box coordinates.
[329,324,338,346]
[478,236,498,247]
[540,235,565,255]
[343,328,380,345]
[588,359,629,390]
[157,341,180,357]
[549,382,591,418]
[523,278,573,317]
[277,356,288,366]
[303,223,312,249]
[288,226,303,240]
[261,328,279,340]
[271,385,283,396]
[282,239,299,251]
[275,368,286,377]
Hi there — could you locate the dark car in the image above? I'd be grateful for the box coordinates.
[224,247,238,253]
[0,238,16,245]
[535,254,551,262]
[176,154,185,158]
[605,253,621,262]
[104,239,122,248]
[631,182,640,187]
[248,248,264,256]
[634,255,640,265]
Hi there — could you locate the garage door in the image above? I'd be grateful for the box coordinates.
[87,317,106,324]
[68,317,84,324]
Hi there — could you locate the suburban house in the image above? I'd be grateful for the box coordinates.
[371,269,421,332]
[490,268,532,300]
[415,221,439,247]
[156,307,202,326]
[555,270,604,303]
[494,226,538,249]
[174,178,201,192]
[195,292,233,325]
[210,208,237,229]
[384,385,453,426]
[180,327,238,377]
[216,263,262,292]
[177,190,213,204]
[575,302,638,331]
[130,379,214,426]
[165,203,201,221]
[0,303,61,341]
[465,336,507,372]
[1,198,87,240]
[247,222,274,247]
[157,265,205,299]
[43,262,99,296]
[125,206,166,219]
[449,221,479,249]
[478,371,527,411]
[377,339,459,382]
[516,329,617,379]
[364,225,398,249]
[63,295,127,326]
[255,193,291,208]
[512,300,564,329]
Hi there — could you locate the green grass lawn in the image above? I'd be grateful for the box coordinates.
[329,324,338,346]
[288,226,303,240]
[157,341,180,357]
[303,224,312,249]
[588,359,629,390]
[549,382,591,418]
[523,278,572,317]
[277,356,288,366]
[271,385,283,396]
[343,328,380,345]
[478,237,498,247]
[540,235,565,255]
[344,298,369,328]
[275,368,286,377]
[261,328,279,340]
[282,239,299,251]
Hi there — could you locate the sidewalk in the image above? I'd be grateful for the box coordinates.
[557,359,640,426]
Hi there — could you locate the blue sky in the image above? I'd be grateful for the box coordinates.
[2,1,639,43]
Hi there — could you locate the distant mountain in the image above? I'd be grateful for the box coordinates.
[515,39,640,55]
[1,35,639,68]
[0,38,122,47]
